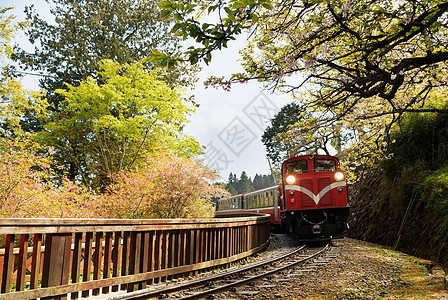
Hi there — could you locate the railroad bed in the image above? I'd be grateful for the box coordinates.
[234,237,447,299]
[114,243,340,299]
[104,236,448,300]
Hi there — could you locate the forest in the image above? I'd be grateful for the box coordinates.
[225,172,276,195]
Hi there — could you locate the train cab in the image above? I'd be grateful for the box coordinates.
[281,154,349,240]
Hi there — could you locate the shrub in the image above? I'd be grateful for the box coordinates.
[100,151,228,219]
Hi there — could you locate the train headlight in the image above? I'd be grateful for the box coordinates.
[286,175,296,185]
[334,172,345,181]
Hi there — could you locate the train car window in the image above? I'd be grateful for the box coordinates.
[285,160,308,174]
[314,159,336,172]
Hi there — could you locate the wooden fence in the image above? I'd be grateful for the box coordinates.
[0,216,270,300]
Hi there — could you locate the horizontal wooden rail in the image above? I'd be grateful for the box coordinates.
[0,216,270,300]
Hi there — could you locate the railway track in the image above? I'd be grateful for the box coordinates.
[114,242,338,299]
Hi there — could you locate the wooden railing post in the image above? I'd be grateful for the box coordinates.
[41,233,72,300]
[111,231,123,292]
[16,234,29,292]
[102,232,113,294]
[127,231,142,292]
[1,234,15,294]
[30,234,43,291]
[71,233,83,300]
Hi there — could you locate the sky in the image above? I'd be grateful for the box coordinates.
[8,0,292,182]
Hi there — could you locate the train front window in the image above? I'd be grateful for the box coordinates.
[314,159,336,172]
[285,160,308,174]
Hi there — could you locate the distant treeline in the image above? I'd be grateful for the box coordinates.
[225,172,276,195]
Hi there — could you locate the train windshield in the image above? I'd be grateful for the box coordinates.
[285,160,308,174]
[314,159,336,172]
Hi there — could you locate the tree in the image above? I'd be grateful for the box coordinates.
[226,172,239,195]
[158,0,448,137]
[13,0,198,112]
[100,151,227,219]
[0,6,20,61]
[253,173,275,190]
[0,6,48,137]
[38,60,201,189]
[262,102,340,162]
[225,171,275,194]
[236,171,254,194]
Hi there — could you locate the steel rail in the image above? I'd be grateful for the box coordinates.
[116,245,307,299]
[180,243,330,300]
[117,244,331,300]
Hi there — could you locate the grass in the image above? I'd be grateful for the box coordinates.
[372,245,445,299]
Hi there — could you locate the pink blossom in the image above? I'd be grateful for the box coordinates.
[304,59,316,70]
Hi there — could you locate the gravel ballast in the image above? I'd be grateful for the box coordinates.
[253,236,448,299]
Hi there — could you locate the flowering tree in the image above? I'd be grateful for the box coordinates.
[101,151,228,219]
[157,0,448,144]
[0,137,100,218]
[0,137,226,219]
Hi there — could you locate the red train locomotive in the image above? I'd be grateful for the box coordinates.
[216,154,350,240]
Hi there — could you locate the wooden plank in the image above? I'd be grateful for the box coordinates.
[145,232,154,286]
[179,230,186,268]
[59,234,72,300]
[71,233,83,300]
[120,231,131,291]
[221,228,225,259]
[0,217,270,235]
[207,229,212,262]
[217,229,221,259]
[127,232,141,292]
[81,232,93,298]
[243,227,246,252]
[41,234,70,300]
[139,232,149,289]
[92,232,104,296]
[173,231,179,268]
[111,231,122,292]
[0,216,268,226]
[167,231,173,280]
[204,229,208,263]
[194,229,200,265]
[213,229,217,260]
[231,227,235,256]
[41,234,57,288]
[102,232,113,294]
[188,230,194,276]
[239,227,242,254]
[0,241,270,300]
[247,225,252,251]
[30,234,42,290]
[153,231,161,284]
[160,231,167,282]
[1,234,15,293]
[16,234,29,291]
